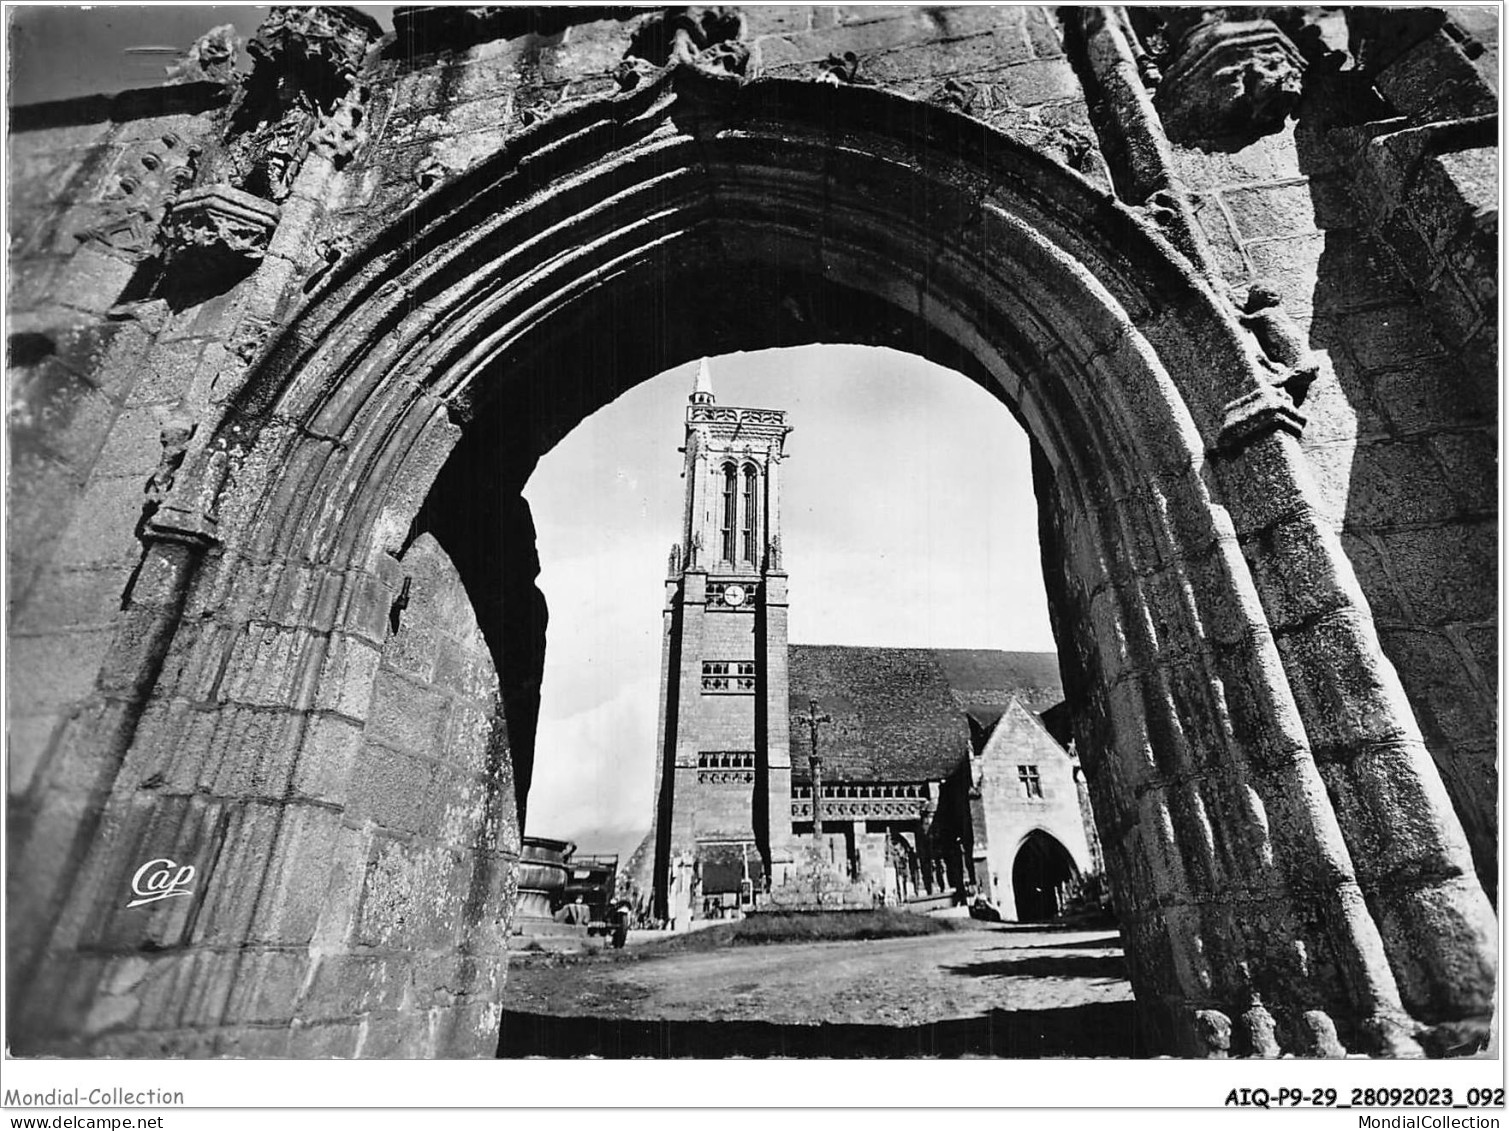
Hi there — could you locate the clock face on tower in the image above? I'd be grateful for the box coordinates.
[723,583,747,607]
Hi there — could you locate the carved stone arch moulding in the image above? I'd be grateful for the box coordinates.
[18,70,1492,1058]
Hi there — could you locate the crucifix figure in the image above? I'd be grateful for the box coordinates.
[803,696,832,839]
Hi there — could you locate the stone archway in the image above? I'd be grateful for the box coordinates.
[1011,830,1080,922]
[10,68,1493,1059]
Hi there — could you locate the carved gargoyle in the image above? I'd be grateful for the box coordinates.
[1234,280,1319,406]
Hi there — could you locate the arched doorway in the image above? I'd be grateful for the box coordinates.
[12,69,1492,1058]
[1011,831,1079,922]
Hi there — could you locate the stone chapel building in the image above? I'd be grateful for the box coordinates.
[645,361,1100,923]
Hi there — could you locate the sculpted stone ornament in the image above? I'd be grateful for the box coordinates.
[1212,290,1318,457]
[143,447,226,549]
[1215,280,1327,453]
[1191,1009,1233,1057]
[309,83,369,167]
[625,7,750,79]
[76,133,201,262]
[413,154,453,191]
[614,56,660,92]
[161,185,282,280]
[519,85,577,129]
[1005,122,1106,180]
[227,316,274,365]
[75,211,163,262]
[217,6,381,200]
[144,417,197,513]
[163,23,241,85]
[932,77,978,114]
[1239,1002,1281,1058]
[251,5,375,88]
[1235,280,1320,407]
[1141,187,1183,229]
[303,237,349,292]
[819,51,874,86]
[1215,382,1306,455]
[672,7,749,76]
[1298,1010,1347,1058]
[1148,9,1306,148]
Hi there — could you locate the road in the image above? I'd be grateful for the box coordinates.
[499,921,1143,1057]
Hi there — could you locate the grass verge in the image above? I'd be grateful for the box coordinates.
[640,908,962,954]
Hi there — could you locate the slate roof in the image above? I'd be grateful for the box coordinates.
[933,648,1065,733]
[787,646,1064,784]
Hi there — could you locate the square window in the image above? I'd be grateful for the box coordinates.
[1018,765,1043,799]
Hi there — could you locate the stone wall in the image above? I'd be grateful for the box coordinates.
[317,6,1101,252]
[330,533,516,1057]
[8,85,229,815]
[691,606,758,841]
[5,5,1497,1058]
[1159,11,1500,894]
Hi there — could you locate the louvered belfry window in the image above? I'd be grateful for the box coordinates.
[720,464,737,561]
[741,465,758,563]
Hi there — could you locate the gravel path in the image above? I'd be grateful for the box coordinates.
[499,922,1142,1057]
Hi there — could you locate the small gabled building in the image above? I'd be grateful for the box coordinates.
[968,698,1098,920]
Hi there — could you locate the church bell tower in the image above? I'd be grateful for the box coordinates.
[651,359,794,920]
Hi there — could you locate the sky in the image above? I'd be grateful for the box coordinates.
[5,4,394,104]
[521,346,1055,862]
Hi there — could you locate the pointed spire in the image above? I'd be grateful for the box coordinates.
[690,357,715,405]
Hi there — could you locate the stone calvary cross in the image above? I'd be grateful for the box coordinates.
[803,697,832,838]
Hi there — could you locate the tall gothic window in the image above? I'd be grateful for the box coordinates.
[741,465,758,563]
[720,464,737,561]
